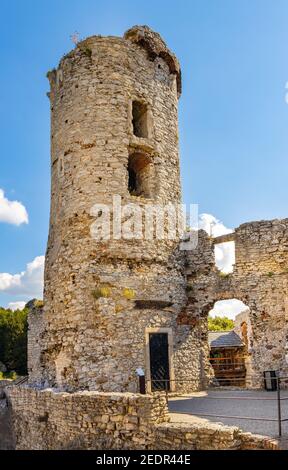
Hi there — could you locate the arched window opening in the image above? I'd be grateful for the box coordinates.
[128,152,152,198]
[132,101,148,138]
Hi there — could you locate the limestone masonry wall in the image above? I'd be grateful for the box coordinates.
[185,219,288,385]
[6,386,279,450]
[27,23,288,395]
[6,386,168,450]
[27,301,44,384]
[8,24,288,450]
[27,25,207,393]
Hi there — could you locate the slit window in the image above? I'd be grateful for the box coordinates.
[132,101,148,138]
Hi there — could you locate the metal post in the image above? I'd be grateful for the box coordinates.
[277,377,282,437]
[165,380,168,404]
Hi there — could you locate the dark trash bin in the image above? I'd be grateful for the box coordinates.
[263,370,279,391]
[139,375,146,394]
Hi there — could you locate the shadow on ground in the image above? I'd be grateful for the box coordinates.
[169,389,288,439]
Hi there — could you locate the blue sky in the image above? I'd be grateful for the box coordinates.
[1,0,288,310]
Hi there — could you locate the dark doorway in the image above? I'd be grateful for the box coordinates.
[149,333,170,392]
[128,166,137,194]
[127,152,152,197]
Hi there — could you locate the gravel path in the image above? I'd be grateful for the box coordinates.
[169,389,288,438]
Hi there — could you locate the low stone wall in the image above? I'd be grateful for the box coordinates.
[6,386,169,450]
[155,421,279,450]
[239,431,279,450]
[155,421,241,450]
[6,386,280,450]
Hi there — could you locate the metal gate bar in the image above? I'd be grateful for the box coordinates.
[175,412,279,422]
[143,375,288,437]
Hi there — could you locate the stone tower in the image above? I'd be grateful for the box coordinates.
[33,26,206,392]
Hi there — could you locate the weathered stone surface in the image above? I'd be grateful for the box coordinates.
[185,220,288,386]
[28,25,206,394]
[16,25,288,451]
[6,386,168,450]
[6,386,279,450]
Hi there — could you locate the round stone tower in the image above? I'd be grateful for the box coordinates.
[38,26,203,392]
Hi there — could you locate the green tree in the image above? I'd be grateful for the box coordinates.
[208,315,234,331]
[0,306,28,375]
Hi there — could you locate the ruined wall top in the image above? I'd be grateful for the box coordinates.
[234,218,288,275]
[212,218,288,275]
[124,26,181,95]
[47,25,181,97]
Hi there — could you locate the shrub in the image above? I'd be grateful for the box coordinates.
[0,370,17,381]
[218,272,230,278]
[92,286,111,299]
[122,288,135,300]
[7,371,17,380]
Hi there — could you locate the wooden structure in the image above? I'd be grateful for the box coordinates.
[209,331,246,386]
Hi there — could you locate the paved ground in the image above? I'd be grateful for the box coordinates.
[168,389,288,438]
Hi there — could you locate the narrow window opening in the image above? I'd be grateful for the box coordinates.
[132,101,148,138]
[128,153,152,198]
[128,167,137,193]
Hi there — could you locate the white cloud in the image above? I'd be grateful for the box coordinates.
[198,213,235,273]
[8,301,26,311]
[0,188,28,226]
[214,241,235,273]
[198,213,233,237]
[209,299,249,320]
[0,256,44,302]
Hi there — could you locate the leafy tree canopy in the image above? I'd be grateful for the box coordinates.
[208,315,234,331]
[0,306,28,375]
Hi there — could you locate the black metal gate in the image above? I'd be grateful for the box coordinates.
[149,333,170,392]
